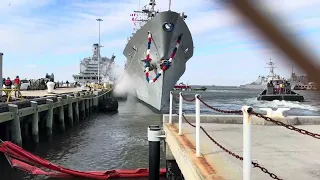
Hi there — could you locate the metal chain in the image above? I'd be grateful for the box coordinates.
[176,94,320,140]
[252,111,320,139]
[171,106,282,179]
[197,97,242,114]
[180,94,196,102]
[170,93,320,178]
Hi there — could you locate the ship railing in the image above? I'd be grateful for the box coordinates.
[166,91,320,180]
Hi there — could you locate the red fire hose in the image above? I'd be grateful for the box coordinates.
[0,141,166,179]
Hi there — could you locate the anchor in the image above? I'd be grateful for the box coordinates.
[143,31,183,83]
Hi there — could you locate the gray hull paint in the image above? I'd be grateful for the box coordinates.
[240,82,297,90]
[123,11,194,111]
[240,84,266,90]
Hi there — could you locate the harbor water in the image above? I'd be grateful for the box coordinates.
[1,87,319,180]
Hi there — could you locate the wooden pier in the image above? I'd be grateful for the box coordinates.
[0,88,110,146]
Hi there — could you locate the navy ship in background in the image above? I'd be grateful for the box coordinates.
[123,0,194,111]
[240,59,304,90]
[73,44,116,84]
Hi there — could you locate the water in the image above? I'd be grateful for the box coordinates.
[177,87,320,116]
[1,87,319,179]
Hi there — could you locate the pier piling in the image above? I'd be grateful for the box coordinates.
[93,91,99,112]
[89,92,93,114]
[80,93,85,120]
[57,97,65,131]
[46,99,54,140]
[85,94,89,116]
[73,93,80,124]
[148,125,161,180]
[8,104,22,146]
[23,123,30,140]
[67,95,74,127]
[30,101,39,143]
[165,143,183,179]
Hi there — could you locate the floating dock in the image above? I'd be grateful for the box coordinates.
[0,88,110,146]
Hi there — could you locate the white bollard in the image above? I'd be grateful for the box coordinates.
[195,94,201,157]
[242,105,253,180]
[178,92,183,135]
[169,91,173,124]
[259,107,290,118]
[46,82,55,94]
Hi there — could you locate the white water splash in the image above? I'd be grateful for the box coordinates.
[245,98,319,111]
[112,71,138,98]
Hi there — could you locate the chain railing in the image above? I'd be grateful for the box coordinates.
[167,91,320,180]
[251,112,320,139]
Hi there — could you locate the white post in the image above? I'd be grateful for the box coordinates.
[195,94,201,157]
[169,91,173,124]
[178,92,183,135]
[242,105,253,180]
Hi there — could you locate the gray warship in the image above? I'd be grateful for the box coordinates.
[73,43,116,84]
[240,59,304,90]
[240,59,283,89]
[123,0,194,111]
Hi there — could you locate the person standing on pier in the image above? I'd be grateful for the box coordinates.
[13,76,21,97]
[4,77,12,89]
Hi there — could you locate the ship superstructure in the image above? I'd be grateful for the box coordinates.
[123,0,194,111]
[240,59,308,89]
[73,44,116,84]
[240,59,282,89]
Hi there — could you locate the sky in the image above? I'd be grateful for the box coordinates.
[0,0,320,86]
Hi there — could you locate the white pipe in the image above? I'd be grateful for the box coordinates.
[242,105,253,180]
[178,92,183,135]
[195,94,201,157]
[169,91,173,124]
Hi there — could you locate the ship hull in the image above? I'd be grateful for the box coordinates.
[240,82,297,90]
[239,84,266,90]
[123,11,193,111]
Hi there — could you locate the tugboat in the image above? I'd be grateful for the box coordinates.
[173,82,190,91]
[257,80,304,102]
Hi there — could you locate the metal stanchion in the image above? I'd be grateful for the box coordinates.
[148,125,161,180]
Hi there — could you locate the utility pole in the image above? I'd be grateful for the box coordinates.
[96,18,103,83]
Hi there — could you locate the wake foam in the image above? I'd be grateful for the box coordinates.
[244,98,319,111]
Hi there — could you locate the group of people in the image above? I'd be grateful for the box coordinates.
[3,76,21,97]
[267,80,291,94]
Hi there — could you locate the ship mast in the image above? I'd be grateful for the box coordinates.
[132,0,158,30]
[265,58,276,77]
[150,0,155,12]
